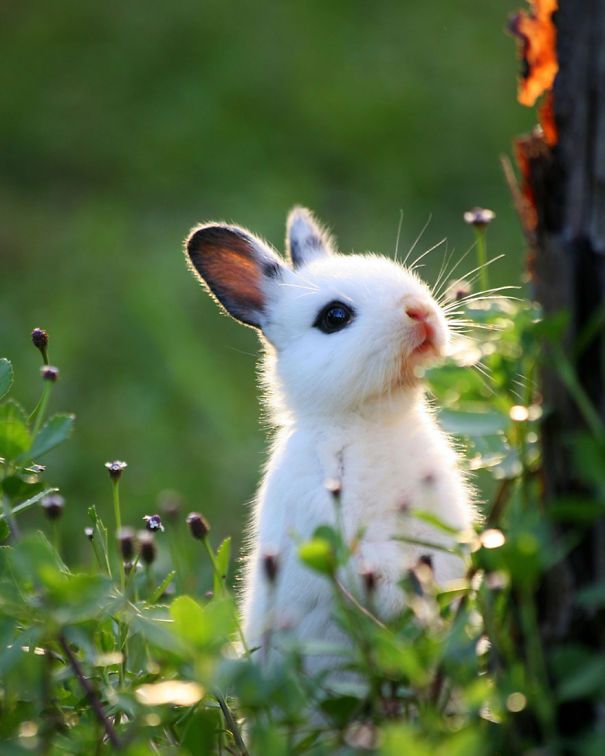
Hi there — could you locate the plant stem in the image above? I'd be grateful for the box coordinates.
[519,587,558,746]
[203,539,222,591]
[58,633,121,749]
[214,689,249,756]
[1,494,20,540]
[112,481,125,593]
[474,227,489,293]
[202,538,250,657]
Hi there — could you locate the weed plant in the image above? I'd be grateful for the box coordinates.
[1,222,604,754]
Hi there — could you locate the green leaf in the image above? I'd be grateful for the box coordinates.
[319,695,362,727]
[577,581,605,610]
[1,487,59,520]
[87,506,112,577]
[298,538,336,575]
[7,531,68,589]
[214,536,231,595]
[180,707,222,754]
[0,400,31,461]
[407,508,460,535]
[0,359,13,399]
[558,654,605,701]
[45,573,115,624]
[170,594,236,648]
[439,408,508,436]
[148,570,176,604]
[1,475,43,502]
[25,413,75,461]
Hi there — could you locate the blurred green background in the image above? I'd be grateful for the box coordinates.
[0,1,533,559]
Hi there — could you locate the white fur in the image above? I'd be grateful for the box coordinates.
[186,209,474,675]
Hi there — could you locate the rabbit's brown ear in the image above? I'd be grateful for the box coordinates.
[186,224,285,328]
[286,207,335,269]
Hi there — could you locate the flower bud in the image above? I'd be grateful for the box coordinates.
[138,531,156,565]
[41,365,59,382]
[31,328,49,362]
[31,327,48,350]
[143,514,164,532]
[186,512,210,540]
[463,207,495,228]
[84,527,94,541]
[262,552,279,584]
[105,460,127,481]
[117,527,136,561]
[41,494,64,520]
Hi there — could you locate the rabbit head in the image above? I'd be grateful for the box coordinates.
[185,207,449,416]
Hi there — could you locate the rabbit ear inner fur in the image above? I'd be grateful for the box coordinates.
[186,224,285,329]
[286,206,334,269]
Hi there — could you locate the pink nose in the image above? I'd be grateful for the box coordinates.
[405,304,431,322]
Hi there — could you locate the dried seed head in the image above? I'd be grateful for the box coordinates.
[324,478,342,503]
[186,512,210,540]
[41,494,64,520]
[26,463,46,475]
[117,527,136,561]
[105,460,127,481]
[463,207,496,228]
[138,531,156,565]
[84,527,94,541]
[31,328,49,351]
[446,278,472,302]
[41,365,59,382]
[143,514,164,532]
[418,554,434,571]
[262,552,279,584]
[360,566,378,595]
[158,490,182,521]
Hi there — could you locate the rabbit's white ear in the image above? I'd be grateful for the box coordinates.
[186,224,285,329]
[286,206,334,268]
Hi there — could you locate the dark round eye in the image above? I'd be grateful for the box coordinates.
[313,301,354,334]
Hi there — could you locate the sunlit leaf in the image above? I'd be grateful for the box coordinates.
[135,680,204,706]
[298,538,336,575]
[0,400,31,461]
[170,594,236,648]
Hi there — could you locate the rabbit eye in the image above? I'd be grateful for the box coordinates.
[313,301,354,334]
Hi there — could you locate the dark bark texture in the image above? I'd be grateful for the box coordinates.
[524,0,605,736]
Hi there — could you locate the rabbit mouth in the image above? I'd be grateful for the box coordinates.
[411,321,438,357]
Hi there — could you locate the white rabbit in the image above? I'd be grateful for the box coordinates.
[185,207,474,673]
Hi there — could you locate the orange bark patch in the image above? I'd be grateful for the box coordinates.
[510,0,559,107]
[538,90,558,145]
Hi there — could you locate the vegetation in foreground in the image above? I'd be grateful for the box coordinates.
[1,225,604,755]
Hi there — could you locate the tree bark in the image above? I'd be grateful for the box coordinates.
[521,0,605,736]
